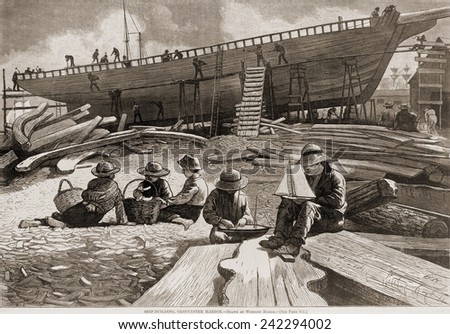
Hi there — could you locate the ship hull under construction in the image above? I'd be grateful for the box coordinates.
[16,9,449,122]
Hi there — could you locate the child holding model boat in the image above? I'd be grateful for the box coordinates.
[203,168,255,244]
[260,144,347,257]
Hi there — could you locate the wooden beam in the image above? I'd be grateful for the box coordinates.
[394,184,450,216]
[117,114,127,132]
[133,243,238,307]
[35,104,90,130]
[218,237,327,307]
[140,130,209,145]
[417,100,444,105]
[56,150,98,174]
[305,231,450,306]
[414,57,447,63]
[417,68,446,74]
[15,130,140,172]
[12,102,48,149]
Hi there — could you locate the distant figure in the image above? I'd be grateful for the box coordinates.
[394,104,417,132]
[100,53,109,63]
[24,67,33,75]
[325,107,338,123]
[173,50,184,60]
[411,35,427,51]
[14,67,20,74]
[244,44,266,67]
[12,72,19,91]
[65,55,75,67]
[343,104,356,120]
[311,109,319,122]
[133,101,143,123]
[35,66,42,73]
[92,49,99,63]
[371,7,380,18]
[111,47,120,62]
[272,43,288,65]
[161,49,172,62]
[122,55,132,68]
[192,57,207,79]
[150,101,165,120]
[382,5,396,15]
[87,73,100,91]
[424,108,438,135]
[378,102,396,128]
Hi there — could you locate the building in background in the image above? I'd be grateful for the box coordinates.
[408,38,449,128]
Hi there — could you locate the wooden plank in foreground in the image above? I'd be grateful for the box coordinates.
[132,243,238,307]
[305,231,450,306]
[218,237,327,307]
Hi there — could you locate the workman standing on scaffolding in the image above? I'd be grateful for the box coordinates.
[92,49,99,63]
[12,71,19,91]
[193,57,207,79]
[150,101,165,120]
[65,55,75,67]
[87,73,100,91]
[133,101,143,123]
[244,45,266,67]
[272,43,288,65]
[111,47,120,62]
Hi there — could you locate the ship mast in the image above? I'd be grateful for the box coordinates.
[123,0,131,59]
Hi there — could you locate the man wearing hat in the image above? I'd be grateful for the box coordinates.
[394,103,418,132]
[203,168,254,244]
[378,101,396,128]
[259,144,347,257]
[161,49,172,62]
[47,161,127,228]
[133,162,172,202]
[192,57,207,79]
[158,155,208,230]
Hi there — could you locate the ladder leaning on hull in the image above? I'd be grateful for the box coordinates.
[236,67,266,137]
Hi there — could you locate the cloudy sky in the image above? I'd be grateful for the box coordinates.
[0,0,449,82]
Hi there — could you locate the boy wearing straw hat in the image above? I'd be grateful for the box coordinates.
[133,162,173,202]
[158,154,208,230]
[259,144,347,257]
[44,161,127,228]
[204,168,254,244]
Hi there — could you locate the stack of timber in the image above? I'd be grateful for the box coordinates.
[272,123,450,186]
[4,102,156,174]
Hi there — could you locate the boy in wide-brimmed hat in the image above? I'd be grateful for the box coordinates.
[259,144,347,257]
[31,161,127,228]
[203,168,254,244]
[378,101,396,128]
[158,155,208,230]
[133,162,172,202]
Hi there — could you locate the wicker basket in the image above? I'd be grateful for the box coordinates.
[53,179,83,213]
[123,179,161,224]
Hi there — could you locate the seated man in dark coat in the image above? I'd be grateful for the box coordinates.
[203,168,254,244]
[393,104,418,132]
[260,144,347,257]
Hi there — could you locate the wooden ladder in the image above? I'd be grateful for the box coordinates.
[209,46,224,138]
[339,58,368,123]
[236,67,266,137]
[415,38,447,129]
[288,63,313,123]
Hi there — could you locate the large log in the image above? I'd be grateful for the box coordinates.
[394,183,450,216]
[16,130,140,172]
[218,237,327,307]
[346,178,398,216]
[0,150,19,186]
[337,159,424,179]
[306,231,450,306]
[133,244,238,307]
[351,203,449,238]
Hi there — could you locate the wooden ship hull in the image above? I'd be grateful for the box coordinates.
[16,8,450,122]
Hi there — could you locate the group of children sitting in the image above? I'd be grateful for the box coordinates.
[24,154,254,244]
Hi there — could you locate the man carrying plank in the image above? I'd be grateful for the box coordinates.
[259,144,347,257]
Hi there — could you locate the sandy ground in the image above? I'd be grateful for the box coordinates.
[0,136,282,307]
